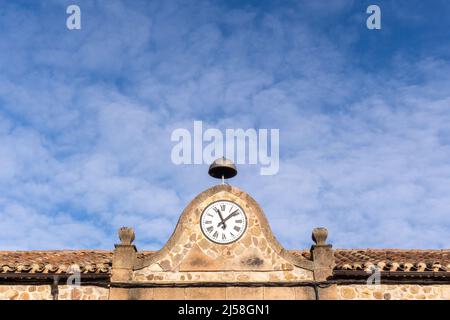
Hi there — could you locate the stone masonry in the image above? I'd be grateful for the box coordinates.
[109,185,334,299]
[0,184,448,300]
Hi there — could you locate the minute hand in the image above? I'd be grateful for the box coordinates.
[214,208,227,229]
[217,211,239,228]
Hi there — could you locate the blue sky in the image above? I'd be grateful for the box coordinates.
[0,0,449,250]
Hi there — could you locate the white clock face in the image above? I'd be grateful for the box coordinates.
[200,200,247,244]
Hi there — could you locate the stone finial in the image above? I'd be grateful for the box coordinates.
[310,227,334,282]
[118,227,135,245]
[112,227,137,285]
[312,227,328,246]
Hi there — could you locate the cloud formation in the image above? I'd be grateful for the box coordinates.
[0,0,449,250]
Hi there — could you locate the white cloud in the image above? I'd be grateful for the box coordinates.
[0,0,449,251]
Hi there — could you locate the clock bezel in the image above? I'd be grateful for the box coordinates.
[199,200,248,245]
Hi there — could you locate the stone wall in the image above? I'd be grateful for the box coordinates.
[58,285,109,300]
[134,270,311,283]
[0,285,109,300]
[2,283,450,300]
[0,285,52,300]
[337,284,450,300]
[112,286,319,300]
[131,186,314,284]
[115,284,450,300]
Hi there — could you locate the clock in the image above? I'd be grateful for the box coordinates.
[200,200,247,244]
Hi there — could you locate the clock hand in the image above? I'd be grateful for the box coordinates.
[217,210,240,228]
[213,207,227,229]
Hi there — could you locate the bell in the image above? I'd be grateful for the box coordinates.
[208,157,237,182]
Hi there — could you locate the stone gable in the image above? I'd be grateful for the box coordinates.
[1,184,449,300]
[131,185,314,283]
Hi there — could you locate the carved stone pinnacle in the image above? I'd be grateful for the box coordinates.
[118,227,135,245]
[312,227,328,246]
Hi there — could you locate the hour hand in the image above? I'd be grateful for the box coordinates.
[217,210,239,228]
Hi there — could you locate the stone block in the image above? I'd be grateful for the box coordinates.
[263,287,295,300]
[112,245,137,269]
[318,284,337,300]
[111,269,132,282]
[130,288,154,300]
[373,290,383,300]
[179,245,221,271]
[442,286,450,299]
[153,288,185,300]
[185,287,226,300]
[340,287,356,299]
[294,286,315,300]
[226,287,263,300]
[109,288,130,300]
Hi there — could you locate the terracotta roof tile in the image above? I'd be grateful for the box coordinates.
[1,249,449,275]
[292,249,450,272]
[333,249,450,272]
[0,250,113,274]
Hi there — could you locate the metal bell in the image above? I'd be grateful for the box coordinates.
[208,157,237,181]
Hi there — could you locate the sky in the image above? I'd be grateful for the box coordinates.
[0,0,449,250]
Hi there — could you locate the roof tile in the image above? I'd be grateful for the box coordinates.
[1,249,449,275]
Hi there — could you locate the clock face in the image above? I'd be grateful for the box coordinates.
[200,200,247,244]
